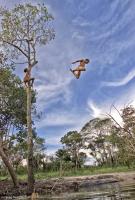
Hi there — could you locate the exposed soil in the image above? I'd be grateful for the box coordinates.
[0,171,135,199]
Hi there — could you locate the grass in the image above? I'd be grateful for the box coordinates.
[1,166,135,181]
[17,166,135,180]
[57,166,135,177]
[0,175,8,181]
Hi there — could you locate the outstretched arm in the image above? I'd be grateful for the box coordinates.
[73,68,86,71]
[72,59,83,64]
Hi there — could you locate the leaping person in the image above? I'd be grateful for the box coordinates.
[70,58,90,79]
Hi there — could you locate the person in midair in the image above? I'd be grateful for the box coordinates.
[70,58,90,79]
[23,67,35,87]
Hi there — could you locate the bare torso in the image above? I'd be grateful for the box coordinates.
[80,60,86,67]
[77,60,86,70]
[23,71,30,82]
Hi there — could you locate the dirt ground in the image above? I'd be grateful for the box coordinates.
[64,171,135,185]
[0,171,135,199]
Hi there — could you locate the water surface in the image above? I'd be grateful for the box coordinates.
[42,183,135,200]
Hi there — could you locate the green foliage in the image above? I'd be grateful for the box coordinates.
[60,131,86,170]
[56,149,71,162]
[61,131,82,146]
[0,3,55,61]
[1,166,134,181]
[0,3,55,188]
[0,66,45,171]
[81,106,135,168]
[0,66,27,130]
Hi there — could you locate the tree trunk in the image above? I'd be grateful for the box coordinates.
[75,149,78,172]
[103,144,108,164]
[0,145,18,187]
[27,86,34,194]
[59,159,63,177]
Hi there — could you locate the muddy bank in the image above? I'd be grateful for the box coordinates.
[0,171,135,199]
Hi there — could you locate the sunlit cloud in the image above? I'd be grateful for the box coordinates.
[87,101,102,118]
[87,99,123,125]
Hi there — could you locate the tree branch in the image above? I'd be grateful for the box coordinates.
[3,40,28,58]
[10,60,28,65]
[106,113,133,137]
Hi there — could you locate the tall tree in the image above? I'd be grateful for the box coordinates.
[61,131,84,171]
[81,118,117,166]
[0,4,55,193]
[56,148,71,176]
[108,106,135,166]
[120,106,135,162]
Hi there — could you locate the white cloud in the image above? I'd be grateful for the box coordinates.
[72,17,90,27]
[37,110,91,155]
[87,1,135,42]
[87,101,102,118]
[102,68,135,87]
[46,136,62,145]
[87,100,123,125]
[71,31,85,40]
[37,112,77,128]
[35,73,73,110]
[37,109,90,129]
[87,83,135,126]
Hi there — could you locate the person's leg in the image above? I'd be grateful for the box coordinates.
[30,78,35,87]
[24,80,28,87]
[70,66,81,79]
[74,66,86,71]
[70,68,80,79]
[74,70,80,79]
[73,66,80,72]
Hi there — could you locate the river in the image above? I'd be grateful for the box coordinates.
[41,183,135,200]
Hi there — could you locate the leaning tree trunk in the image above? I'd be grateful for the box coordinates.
[27,85,34,194]
[0,145,18,187]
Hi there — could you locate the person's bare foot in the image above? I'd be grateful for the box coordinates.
[70,69,79,79]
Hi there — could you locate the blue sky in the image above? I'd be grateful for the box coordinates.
[1,0,135,155]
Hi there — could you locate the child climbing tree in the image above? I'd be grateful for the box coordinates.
[0,4,55,194]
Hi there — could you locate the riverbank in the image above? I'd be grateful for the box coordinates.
[0,171,135,199]
[64,171,135,184]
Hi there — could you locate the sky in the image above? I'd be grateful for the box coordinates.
[1,0,135,155]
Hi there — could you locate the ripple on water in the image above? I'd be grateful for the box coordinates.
[6,183,135,200]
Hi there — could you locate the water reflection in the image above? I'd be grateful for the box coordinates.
[43,183,135,200]
[14,183,135,200]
